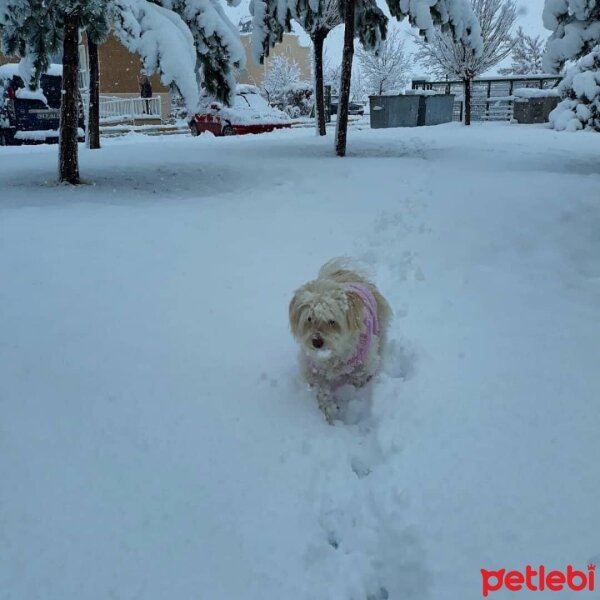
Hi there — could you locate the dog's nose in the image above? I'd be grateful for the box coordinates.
[312,337,324,349]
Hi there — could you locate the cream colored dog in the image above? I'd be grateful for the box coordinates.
[289,258,392,423]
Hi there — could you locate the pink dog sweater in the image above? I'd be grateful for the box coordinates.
[344,283,380,369]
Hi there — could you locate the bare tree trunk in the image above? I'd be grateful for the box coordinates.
[59,12,80,184]
[312,29,327,137]
[335,0,355,157]
[87,38,100,150]
[464,77,472,126]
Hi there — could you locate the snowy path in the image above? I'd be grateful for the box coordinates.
[1,124,599,599]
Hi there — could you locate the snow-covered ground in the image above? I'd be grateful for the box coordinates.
[1,123,599,600]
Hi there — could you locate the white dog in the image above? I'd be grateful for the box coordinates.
[289,258,392,423]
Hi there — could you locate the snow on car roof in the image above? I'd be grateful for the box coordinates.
[235,84,261,95]
[0,63,62,80]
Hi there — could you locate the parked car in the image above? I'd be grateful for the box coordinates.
[0,63,85,146]
[329,98,365,116]
[189,85,291,137]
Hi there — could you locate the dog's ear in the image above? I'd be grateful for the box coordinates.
[289,289,304,337]
[345,289,364,333]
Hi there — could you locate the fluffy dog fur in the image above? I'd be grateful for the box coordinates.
[289,258,392,423]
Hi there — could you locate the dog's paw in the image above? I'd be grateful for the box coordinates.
[317,391,342,425]
[349,373,373,389]
[319,400,342,425]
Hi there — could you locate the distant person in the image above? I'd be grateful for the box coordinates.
[138,75,153,114]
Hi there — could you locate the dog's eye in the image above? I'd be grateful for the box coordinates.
[307,317,312,323]
[328,320,336,327]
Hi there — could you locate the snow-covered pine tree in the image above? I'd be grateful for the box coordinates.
[0,0,64,90]
[250,0,387,149]
[0,0,111,182]
[543,0,600,131]
[414,0,515,125]
[87,37,101,150]
[333,0,388,155]
[498,26,545,75]
[61,0,107,181]
[337,0,483,153]
[291,0,343,136]
[83,0,110,150]
[1,0,244,182]
[251,0,482,155]
[163,0,245,104]
[110,0,201,111]
[60,6,82,183]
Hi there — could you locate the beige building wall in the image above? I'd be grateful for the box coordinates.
[95,34,167,95]
[237,33,312,88]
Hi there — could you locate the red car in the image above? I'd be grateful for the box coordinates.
[189,85,292,137]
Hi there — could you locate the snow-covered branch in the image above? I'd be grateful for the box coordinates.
[415,0,517,80]
[499,27,545,76]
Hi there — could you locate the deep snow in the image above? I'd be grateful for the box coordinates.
[1,123,599,600]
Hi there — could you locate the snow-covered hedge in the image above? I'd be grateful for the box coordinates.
[283,81,312,117]
[549,46,600,131]
[543,0,600,132]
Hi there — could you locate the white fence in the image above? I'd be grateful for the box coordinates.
[98,95,162,123]
[412,75,562,122]
[452,99,514,122]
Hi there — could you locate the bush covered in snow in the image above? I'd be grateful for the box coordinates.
[283,81,313,117]
[262,56,300,104]
[549,46,600,131]
[261,58,312,117]
[543,0,600,132]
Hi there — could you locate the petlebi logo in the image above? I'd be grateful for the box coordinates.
[481,564,596,596]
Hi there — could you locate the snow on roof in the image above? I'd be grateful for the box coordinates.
[0,63,23,79]
[404,89,441,96]
[478,74,560,82]
[513,87,560,98]
[0,63,62,80]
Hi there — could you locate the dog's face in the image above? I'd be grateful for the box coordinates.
[289,280,363,362]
